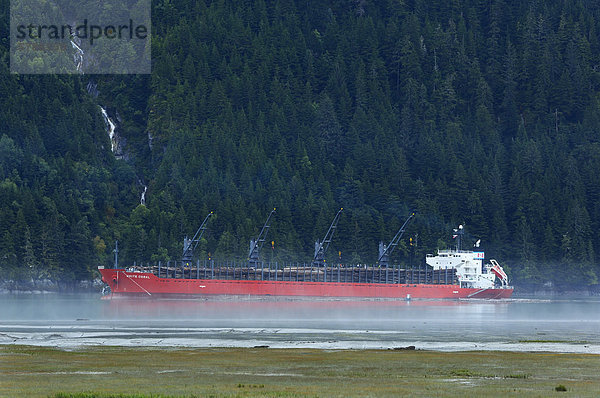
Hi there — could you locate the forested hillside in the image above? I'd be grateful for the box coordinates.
[2,0,600,290]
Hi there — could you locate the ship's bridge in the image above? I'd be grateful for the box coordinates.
[426,250,494,289]
[426,250,484,272]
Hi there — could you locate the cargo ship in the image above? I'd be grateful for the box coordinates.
[98,211,513,299]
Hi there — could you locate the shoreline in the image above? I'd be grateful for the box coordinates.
[2,321,599,354]
[3,342,600,354]
[2,340,599,354]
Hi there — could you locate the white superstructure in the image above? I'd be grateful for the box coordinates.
[425,225,510,289]
[426,249,497,289]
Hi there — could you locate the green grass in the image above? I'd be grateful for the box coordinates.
[0,346,598,397]
[52,394,179,398]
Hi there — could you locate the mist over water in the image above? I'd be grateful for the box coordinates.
[1,294,599,353]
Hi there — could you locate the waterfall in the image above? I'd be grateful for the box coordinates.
[86,80,99,97]
[100,107,118,154]
[147,131,153,150]
[68,20,85,73]
[76,34,144,207]
[140,185,147,206]
[70,39,84,72]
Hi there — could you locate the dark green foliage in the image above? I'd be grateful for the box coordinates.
[1,0,600,290]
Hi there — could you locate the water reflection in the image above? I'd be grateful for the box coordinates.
[1,294,599,353]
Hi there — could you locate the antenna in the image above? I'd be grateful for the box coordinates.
[453,224,465,251]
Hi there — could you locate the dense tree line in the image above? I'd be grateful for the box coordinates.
[1,0,600,290]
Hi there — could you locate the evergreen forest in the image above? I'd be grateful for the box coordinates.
[2,0,600,291]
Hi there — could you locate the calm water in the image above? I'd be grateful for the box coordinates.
[1,294,599,352]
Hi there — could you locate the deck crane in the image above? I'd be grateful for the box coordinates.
[377,212,416,267]
[248,208,276,266]
[312,208,343,267]
[182,212,214,263]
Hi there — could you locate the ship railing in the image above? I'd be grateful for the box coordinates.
[429,249,477,255]
[125,260,459,285]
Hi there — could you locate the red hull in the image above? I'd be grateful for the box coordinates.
[99,268,513,299]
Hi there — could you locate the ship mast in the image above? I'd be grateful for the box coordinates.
[113,240,119,269]
[312,208,343,267]
[453,224,464,251]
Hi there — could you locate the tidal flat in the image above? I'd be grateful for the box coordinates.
[1,346,599,397]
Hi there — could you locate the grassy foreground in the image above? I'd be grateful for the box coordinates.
[1,346,599,397]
